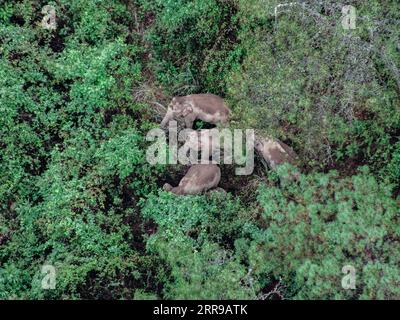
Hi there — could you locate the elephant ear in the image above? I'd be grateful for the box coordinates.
[254,139,264,151]
[182,104,193,117]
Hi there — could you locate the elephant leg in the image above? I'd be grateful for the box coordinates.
[184,116,195,129]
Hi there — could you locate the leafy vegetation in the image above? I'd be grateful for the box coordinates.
[255,166,399,299]
[0,0,399,300]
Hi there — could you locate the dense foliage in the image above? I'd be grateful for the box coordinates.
[255,166,399,299]
[0,0,399,299]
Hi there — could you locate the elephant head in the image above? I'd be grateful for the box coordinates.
[160,97,193,128]
[255,136,300,179]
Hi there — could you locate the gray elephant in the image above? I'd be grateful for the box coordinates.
[255,136,299,176]
[163,164,221,195]
[160,94,231,129]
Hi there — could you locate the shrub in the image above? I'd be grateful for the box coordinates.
[138,0,242,95]
[0,126,165,299]
[252,167,400,299]
[0,0,163,299]
[141,191,259,299]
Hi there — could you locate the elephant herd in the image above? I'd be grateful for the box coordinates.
[160,93,299,195]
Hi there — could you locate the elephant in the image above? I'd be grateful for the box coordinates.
[254,136,299,172]
[160,94,231,129]
[163,164,221,195]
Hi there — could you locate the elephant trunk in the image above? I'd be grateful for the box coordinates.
[163,183,173,191]
[160,109,173,128]
[171,187,183,195]
[163,183,183,195]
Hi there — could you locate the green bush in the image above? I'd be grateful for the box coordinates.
[0,0,164,299]
[141,191,259,299]
[252,167,400,299]
[0,125,164,299]
[138,0,242,95]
